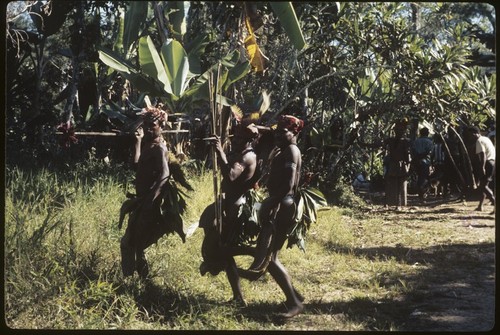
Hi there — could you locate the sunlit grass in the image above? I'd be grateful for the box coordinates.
[4,161,495,330]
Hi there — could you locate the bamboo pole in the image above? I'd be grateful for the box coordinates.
[209,71,222,237]
[55,130,189,136]
[215,62,223,236]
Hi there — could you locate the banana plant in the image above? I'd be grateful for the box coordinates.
[243,2,306,73]
[114,1,150,58]
[98,34,251,114]
[269,2,306,51]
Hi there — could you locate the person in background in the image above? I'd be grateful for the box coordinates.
[464,126,495,213]
[384,119,412,209]
[411,127,434,202]
[442,128,465,198]
[430,133,446,196]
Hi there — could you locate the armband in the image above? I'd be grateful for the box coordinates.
[285,162,297,169]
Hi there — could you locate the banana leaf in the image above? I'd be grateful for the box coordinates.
[98,46,170,101]
[122,1,149,56]
[185,33,212,77]
[286,186,327,252]
[160,39,190,97]
[270,2,306,51]
[165,1,187,40]
[244,23,268,72]
[138,36,173,95]
[184,50,250,102]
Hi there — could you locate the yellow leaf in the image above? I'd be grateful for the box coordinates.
[244,34,268,72]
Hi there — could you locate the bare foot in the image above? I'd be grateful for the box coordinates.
[280,303,304,318]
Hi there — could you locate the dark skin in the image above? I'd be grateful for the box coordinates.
[200,133,257,305]
[466,130,495,212]
[120,118,171,278]
[244,125,304,318]
[135,120,170,205]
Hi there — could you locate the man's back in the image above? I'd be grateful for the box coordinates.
[268,144,301,197]
[412,136,433,159]
[476,136,495,161]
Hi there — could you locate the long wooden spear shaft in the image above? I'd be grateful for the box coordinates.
[215,62,223,236]
[209,70,222,236]
[55,130,189,136]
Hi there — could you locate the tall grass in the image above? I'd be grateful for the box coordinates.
[4,161,494,330]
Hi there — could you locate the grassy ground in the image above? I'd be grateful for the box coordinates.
[3,163,495,331]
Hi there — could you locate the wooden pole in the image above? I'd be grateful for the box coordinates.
[215,63,223,236]
[209,71,222,236]
[55,130,189,136]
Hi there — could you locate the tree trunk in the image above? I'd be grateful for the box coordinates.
[63,2,85,123]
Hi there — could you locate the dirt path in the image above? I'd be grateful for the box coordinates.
[283,193,495,331]
[373,194,495,331]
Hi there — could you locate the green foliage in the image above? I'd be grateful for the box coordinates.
[119,1,150,57]
[269,2,306,50]
[6,1,496,190]
[325,178,367,209]
[287,187,328,251]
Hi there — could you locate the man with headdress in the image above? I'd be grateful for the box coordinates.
[120,107,187,279]
[384,119,412,209]
[240,114,305,318]
[199,121,260,305]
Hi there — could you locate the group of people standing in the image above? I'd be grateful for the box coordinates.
[119,106,306,318]
[384,119,495,212]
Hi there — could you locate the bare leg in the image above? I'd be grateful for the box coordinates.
[136,249,149,279]
[120,236,135,277]
[225,257,246,306]
[476,181,495,211]
[267,254,303,318]
[484,184,495,205]
[120,220,137,277]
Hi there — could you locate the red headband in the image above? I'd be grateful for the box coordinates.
[278,115,304,134]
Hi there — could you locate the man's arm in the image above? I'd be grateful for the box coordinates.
[266,145,300,207]
[476,139,487,177]
[148,145,170,203]
[212,137,251,182]
[133,127,144,169]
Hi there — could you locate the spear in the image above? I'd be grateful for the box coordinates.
[209,70,222,237]
[55,130,190,136]
[215,62,223,236]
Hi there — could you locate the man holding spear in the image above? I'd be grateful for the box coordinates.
[198,120,260,306]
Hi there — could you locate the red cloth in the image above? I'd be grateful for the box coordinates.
[278,115,304,134]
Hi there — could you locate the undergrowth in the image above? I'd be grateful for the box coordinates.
[4,159,493,330]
